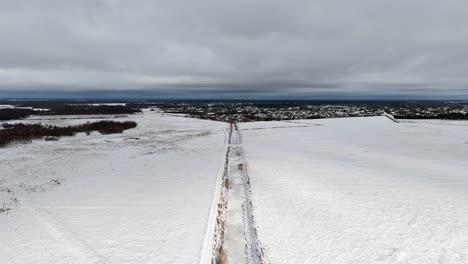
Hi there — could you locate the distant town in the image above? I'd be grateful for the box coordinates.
[157,101,468,122]
[1,100,468,122]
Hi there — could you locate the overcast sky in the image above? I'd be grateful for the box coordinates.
[1,0,468,99]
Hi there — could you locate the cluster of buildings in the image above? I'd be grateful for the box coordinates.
[159,102,468,122]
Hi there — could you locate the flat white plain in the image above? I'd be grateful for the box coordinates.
[1,112,468,264]
[0,111,226,264]
[241,117,468,264]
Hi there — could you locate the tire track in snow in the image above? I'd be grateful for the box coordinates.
[236,123,267,264]
[22,198,107,264]
[200,123,232,264]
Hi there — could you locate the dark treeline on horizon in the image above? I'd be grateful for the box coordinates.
[0,102,141,121]
[0,121,137,147]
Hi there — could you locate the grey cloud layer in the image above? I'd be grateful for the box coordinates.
[1,0,468,97]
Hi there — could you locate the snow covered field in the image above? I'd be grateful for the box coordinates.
[241,117,468,264]
[2,112,468,264]
[0,111,226,264]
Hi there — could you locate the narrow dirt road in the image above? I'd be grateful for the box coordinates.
[206,122,266,264]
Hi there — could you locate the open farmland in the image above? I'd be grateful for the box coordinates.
[1,111,468,264]
[241,117,468,264]
[0,110,226,264]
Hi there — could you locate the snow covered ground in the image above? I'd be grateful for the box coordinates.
[2,113,468,264]
[0,111,226,264]
[241,117,468,264]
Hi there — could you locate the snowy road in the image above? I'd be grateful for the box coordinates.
[205,123,265,264]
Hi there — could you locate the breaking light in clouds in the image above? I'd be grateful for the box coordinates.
[1,0,468,98]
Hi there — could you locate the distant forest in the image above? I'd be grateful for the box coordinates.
[0,102,141,121]
[394,113,468,120]
[0,121,137,147]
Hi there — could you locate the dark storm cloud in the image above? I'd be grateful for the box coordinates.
[1,0,468,97]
